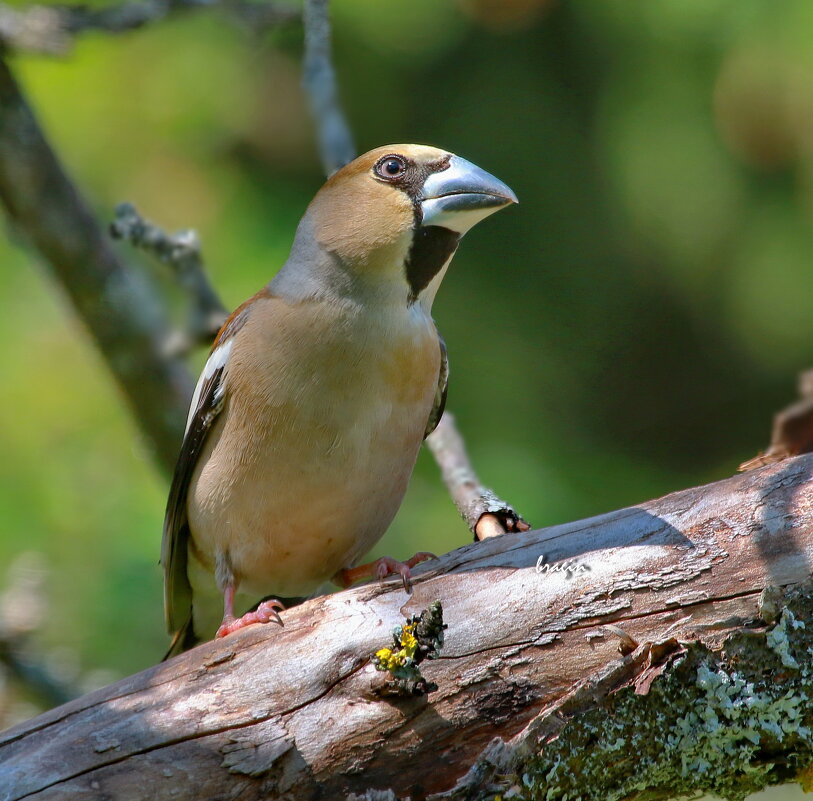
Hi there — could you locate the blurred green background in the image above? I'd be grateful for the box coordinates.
[1,0,812,721]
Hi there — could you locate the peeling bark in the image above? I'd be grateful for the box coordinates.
[2,455,813,800]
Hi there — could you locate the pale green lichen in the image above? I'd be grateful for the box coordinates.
[766,608,805,670]
[469,585,813,801]
[668,664,808,785]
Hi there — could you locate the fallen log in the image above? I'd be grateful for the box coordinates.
[3,454,813,801]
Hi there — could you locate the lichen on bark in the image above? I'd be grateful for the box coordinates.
[456,582,813,801]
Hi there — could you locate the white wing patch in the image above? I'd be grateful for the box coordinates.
[185,339,233,433]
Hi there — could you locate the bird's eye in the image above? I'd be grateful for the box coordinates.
[375,156,407,180]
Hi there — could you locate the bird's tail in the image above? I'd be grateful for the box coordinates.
[163,615,199,660]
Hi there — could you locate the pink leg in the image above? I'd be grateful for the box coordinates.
[333,552,436,593]
[215,584,285,639]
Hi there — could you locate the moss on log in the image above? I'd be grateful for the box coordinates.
[446,583,813,801]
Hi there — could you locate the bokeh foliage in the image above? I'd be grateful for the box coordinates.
[1,0,812,716]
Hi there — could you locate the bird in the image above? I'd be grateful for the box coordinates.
[162,144,517,656]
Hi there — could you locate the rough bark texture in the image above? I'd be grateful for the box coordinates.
[3,454,813,801]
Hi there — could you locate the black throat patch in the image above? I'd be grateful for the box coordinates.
[405,225,460,303]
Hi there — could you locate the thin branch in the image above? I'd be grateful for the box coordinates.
[0,56,193,473]
[111,202,228,356]
[425,412,531,540]
[302,0,356,175]
[0,0,299,55]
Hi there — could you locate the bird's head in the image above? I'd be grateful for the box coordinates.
[281,144,517,307]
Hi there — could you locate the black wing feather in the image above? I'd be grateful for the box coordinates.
[424,329,448,439]
[161,363,226,637]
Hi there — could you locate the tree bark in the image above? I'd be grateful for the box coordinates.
[3,454,813,801]
[0,56,193,472]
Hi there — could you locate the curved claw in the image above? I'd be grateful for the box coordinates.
[388,551,437,591]
[336,552,437,593]
[216,599,285,639]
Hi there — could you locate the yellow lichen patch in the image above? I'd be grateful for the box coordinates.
[370,602,446,696]
[374,624,419,671]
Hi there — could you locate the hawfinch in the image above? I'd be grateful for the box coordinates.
[162,144,517,655]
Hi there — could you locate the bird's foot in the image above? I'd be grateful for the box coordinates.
[333,552,436,593]
[215,599,285,639]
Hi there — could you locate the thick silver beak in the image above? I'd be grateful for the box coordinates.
[420,155,518,234]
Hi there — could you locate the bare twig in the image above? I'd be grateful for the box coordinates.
[425,412,530,540]
[0,56,193,472]
[111,202,228,356]
[302,0,356,175]
[0,0,298,55]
